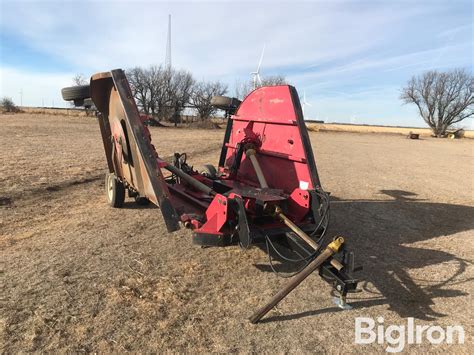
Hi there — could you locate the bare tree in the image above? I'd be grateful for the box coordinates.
[192,81,228,120]
[401,68,473,137]
[72,73,88,86]
[260,75,287,87]
[235,75,288,100]
[146,65,166,117]
[154,67,173,121]
[1,97,19,112]
[127,67,150,114]
[127,65,171,120]
[166,69,195,126]
[127,66,195,125]
[234,79,253,101]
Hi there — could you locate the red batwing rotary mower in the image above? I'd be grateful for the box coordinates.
[62,69,361,322]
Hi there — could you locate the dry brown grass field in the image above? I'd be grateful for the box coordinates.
[307,122,474,138]
[1,113,473,353]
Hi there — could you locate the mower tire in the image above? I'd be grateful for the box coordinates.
[61,85,91,101]
[210,96,241,112]
[199,164,217,178]
[83,98,94,108]
[105,173,125,208]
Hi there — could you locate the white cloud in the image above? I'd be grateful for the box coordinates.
[0,0,472,125]
[289,42,472,86]
[0,1,428,76]
[0,66,74,107]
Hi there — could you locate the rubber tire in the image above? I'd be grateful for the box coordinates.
[199,164,217,178]
[105,173,125,208]
[211,96,234,107]
[135,196,150,206]
[210,96,241,110]
[83,98,94,108]
[73,99,84,107]
[61,85,90,101]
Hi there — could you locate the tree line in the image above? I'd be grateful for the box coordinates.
[71,66,472,137]
[125,65,287,125]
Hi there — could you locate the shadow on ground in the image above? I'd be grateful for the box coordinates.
[257,190,473,322]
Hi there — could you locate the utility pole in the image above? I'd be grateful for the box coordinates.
[165,14,172,70]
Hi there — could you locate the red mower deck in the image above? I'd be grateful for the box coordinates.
[63,69,361,323]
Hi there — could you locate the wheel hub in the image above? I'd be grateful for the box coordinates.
[107,175,114,200]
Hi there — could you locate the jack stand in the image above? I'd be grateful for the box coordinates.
[333,294,353,310]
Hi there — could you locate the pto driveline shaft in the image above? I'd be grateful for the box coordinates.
[249,237,344,324]
[247,149,344,272]
[275,205,344,271]
[245,148,269,188]
[274,206,320,250]
[164,164,216,196]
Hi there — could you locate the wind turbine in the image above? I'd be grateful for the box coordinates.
[251,44,265,89]
[301,90,312,118]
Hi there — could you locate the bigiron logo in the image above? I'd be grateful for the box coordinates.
[354,317,465,353]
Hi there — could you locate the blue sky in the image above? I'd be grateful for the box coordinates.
[0,0,472,127]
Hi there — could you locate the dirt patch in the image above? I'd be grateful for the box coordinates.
[0,196,13,206]
[187,120,221,129]
[1,113,473,352]
[308,122,474,138]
